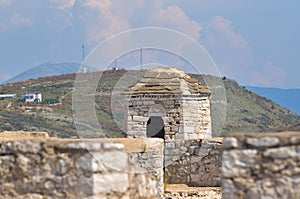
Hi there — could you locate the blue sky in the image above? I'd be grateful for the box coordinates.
[0,0,300,88]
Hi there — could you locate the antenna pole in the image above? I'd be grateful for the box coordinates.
[82,44,85,62]
[140,48,143,69]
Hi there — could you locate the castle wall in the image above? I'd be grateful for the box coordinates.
[164,138,223,187]
[0,139,160,199]
[222,132,300,199]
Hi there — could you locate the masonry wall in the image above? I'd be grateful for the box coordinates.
[222,132,300,199]
[127,94,182,140]
[109,138,164,196]
[164,184,221,199]
[127,94,211,141]
[164,138,223,187]
[0,139,160,199]
[182,95,211,139]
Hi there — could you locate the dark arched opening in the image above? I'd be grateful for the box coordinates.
[146,116,165,139]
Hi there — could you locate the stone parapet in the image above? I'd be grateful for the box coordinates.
[0,138,160,199]
[109,138,165,196]
[164,184,221,199]
[222,132,300,199]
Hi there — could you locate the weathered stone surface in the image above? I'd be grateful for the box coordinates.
[94,150,128,171]
[0,139,160,199]
[93,173,129,194]
[222,149,258,178]
[165,184,221,199]
[126,67,212,141]
[0,131,49,139]
[165,139,222,187]
[246,136,280,147]
[263,145,300,158]
[222,133,300,199]
[222,137,239,148]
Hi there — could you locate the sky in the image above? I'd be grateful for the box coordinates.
[0,0,300,88]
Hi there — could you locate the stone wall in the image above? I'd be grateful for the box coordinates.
[164,184,221,199]
[127,94,182,140]
[222,132,300,199]
[0,139,160,199]
[164,138,223,187]
[126,66,212,141]
[109,138,164,196]
[182,96,211,140]
[127,94,211,141]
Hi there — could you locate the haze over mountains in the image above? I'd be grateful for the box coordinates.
[2,62,299,116]
[3,62,80,84]
[246,86,300,115]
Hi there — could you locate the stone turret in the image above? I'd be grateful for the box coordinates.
[126,67,212,140]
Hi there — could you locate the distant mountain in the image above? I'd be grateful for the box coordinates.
[245,86,300,115]
[3,62,81,84]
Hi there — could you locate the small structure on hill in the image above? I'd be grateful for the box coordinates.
[125,67,212,140]
[0,94,17,99]
[22,92,42,102]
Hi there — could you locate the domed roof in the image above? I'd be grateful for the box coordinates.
[128,67,210,95]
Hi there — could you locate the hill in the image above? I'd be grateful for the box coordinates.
[2,62,80,84]
[0,70,299,138]
[245,86,300,115]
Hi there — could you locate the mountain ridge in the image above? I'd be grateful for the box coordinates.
[2,62,81,84]
[0,70,299,137]
[245,86,300,115]
[4,62,299,118]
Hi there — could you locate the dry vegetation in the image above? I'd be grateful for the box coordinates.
[0,70,299,138]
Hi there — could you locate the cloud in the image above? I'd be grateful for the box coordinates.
[11,13,33,27]
[85,17,130,45]
[78,0,202,45]
[80,0,131,44]
[46,10,73,28]
[201,16,253,84]
[0,0,12,6]
[50,0,75,10]
[151,5,202,40]
[206,16,248,49]
[82,0,111,16]
[0,13,33,30]
[250,61,286,87]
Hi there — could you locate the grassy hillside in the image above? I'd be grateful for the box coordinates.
[221,79,299,133]
[0,70,299,138]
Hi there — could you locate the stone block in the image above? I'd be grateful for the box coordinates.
[93,151,128,171]
[64,141,102,151]
[93,173,129,194]
[165,141,175,149]
[222,137,239,149]
[246,136,280,147]
[290,135,300,145]
[75,153,107,173]
[263,146,299,159]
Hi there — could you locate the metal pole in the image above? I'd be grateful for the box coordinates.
[82,44,85,62]
[140,48,143,69]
